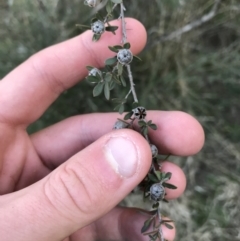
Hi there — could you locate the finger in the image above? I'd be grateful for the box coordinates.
[61,207,175,241]
[118,208,176,241]
[0,129,152,241]
[31,111,204,168]
[92,207,176,241]
[0,18,147,126]
[161,161,186,200]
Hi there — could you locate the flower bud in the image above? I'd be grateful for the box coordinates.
[91,20,105,35]
[150,183,165,201]
[117,49,133,65]
[150,144,158,158]
[88,68,101,77]
[132,106,147,120]
[113,120,129,130]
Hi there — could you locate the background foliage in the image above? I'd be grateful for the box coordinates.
[0,0,240,240]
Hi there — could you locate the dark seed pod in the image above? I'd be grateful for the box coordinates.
[150,183,165,201]
[117,49,133,65]
[150,144,158,158]
[91,20,105,35]
[132,106,147,120]
[113,120,129,130]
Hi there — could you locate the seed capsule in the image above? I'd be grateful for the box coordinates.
[132,107,147,120]
[113,120,129,130]
[150,144,158,158]
[91,20,105,35]
[150,183,165,201]
[88,68,101,77]
[117,49,133,65]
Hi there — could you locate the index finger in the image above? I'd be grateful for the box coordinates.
[0,18,147,126]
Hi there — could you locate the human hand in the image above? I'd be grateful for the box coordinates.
[0,18,204,241]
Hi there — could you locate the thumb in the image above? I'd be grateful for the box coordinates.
[0,129,151,241]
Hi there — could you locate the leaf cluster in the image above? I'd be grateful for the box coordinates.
[78,0,122,41]
[141,214,174,241]
[85,42,140,112]
[138,119,157,136]
[140,171,177,206]
[86,66,124,100]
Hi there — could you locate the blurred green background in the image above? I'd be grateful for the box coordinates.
[0,0,239,240]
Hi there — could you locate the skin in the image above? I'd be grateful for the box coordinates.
[0,18,204,241]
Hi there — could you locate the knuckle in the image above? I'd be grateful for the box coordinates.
[28,53,67,95]
[45,161,102,218]
[80,34,102,67]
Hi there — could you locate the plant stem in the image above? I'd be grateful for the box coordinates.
[126,65,138,103]
[158,205,164,241]
[120,3,138,103]
[125,88,132,99]
[120,3,127,44]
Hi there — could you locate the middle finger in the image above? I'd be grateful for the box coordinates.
[31,110,204,168]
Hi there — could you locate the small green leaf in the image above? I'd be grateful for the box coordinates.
[133,55,142,61]
[164,223,174,230]
[92,34,101,42]
[152,202,159,209]
[138,120,146,127]
[112,98,121,103]
[109,80,116,90]
[106,0,113,13]
[120,75,126,87]
[105,73,112,82]
[86,66,95,71]
[141,218,153,233]
[123,42,131,49]
[164,154,171,161]
[132,102,139,108]
[118,104,125,114]
[143,126,148,136]
[105,57,117,65]
[154,171,162,181]
[148,173,159,183]
[114,103,121,110]
[162,219,174,223]
[124,111,133,120]
[86,76,99,83]
[164,172,172,180]
[95,12,104,21]
[105,26,118,34]
[163,183,177,190]
[112,74,121,85]
[113,45,123,50]
[108,46,119,53]
[91,17,98,23]
[93,82,104,97]
[117,62,123,75]
[104,82,110,100]
[149,124,157,130]
[75,24,91,30]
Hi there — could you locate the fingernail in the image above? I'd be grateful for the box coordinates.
[104,137,139,178]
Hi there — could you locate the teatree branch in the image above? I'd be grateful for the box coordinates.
[120,3,138,103]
